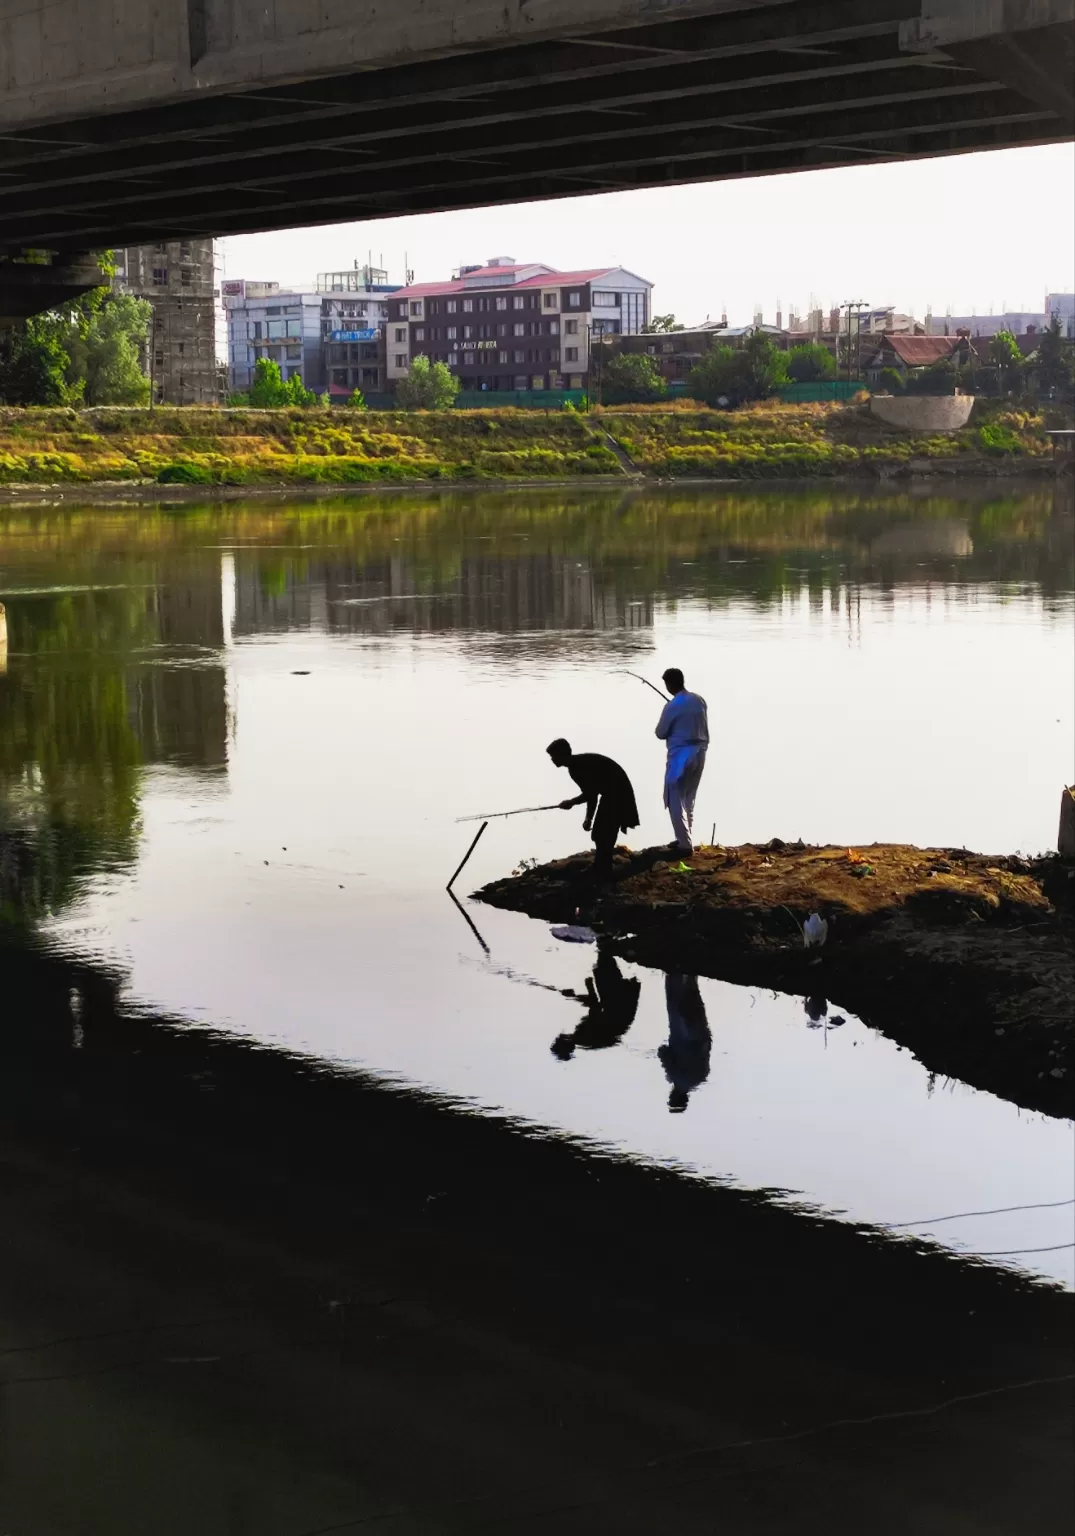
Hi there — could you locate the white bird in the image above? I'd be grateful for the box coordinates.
[803,913,828,949]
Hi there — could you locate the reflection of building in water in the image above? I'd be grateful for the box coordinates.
[230,553,651,637]
[131,571,228,769]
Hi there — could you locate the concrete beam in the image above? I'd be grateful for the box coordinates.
[0,254,107,324]
[0,0,757,129]
[900,0,1075,49]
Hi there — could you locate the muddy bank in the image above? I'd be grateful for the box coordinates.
[478,841,1075,1119]
[1,939,1072,1534]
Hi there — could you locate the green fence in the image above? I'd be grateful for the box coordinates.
[777,380,864,403]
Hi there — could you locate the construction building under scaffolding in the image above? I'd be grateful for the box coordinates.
[114,241,223,405]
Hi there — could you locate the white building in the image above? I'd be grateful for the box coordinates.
[223,266,399,395]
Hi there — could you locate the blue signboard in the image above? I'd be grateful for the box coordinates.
[330,328,379,342]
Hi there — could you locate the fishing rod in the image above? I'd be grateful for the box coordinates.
[622,670,670,702]
[455,803,563,824]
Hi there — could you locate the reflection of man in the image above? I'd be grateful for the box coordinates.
[655,669,708,854]
[547,738,639,880]
[659,973,712,1112]
[552,952,641,1060]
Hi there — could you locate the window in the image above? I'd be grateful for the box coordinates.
[514,375,528,390]
[496,296,508,311]
[415,327,425,341]
[286,346,301,360]
[410,301,421,315]
[395,354,408,368]
[543,293,557,309]
[549,321,559,335]
[463,325,473,340]
[478,297,489,312]
[565,347,579,363]
[565,319,579,335]
[395,327,406,342]
[569,374,583,390]
[593,292,617,307]
[152,267,167,286]
[513,350,525,363]
[463,298,474,312]
[463,352,476,365]
[447,300,457,313]
[448,352,459,366]
[447,326,457,340]
[498,351,508,364]
[398,303,408,318]
[531,375,545,390]
[512,322,525,337]
[251,321,263,339]
[429,301,440,315]
[267,320,287,339]
[286,319,302,337]
[180,268,192,286]
[568,292,582,307]
[267,307,282,316]
[513,296,525,310]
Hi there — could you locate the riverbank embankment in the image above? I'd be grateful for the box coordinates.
[478,841,1075,1119]
[0,400,1065,493]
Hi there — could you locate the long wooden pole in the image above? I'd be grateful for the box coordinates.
[446,820,488,891]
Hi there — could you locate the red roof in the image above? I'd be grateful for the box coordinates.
[389,264,629,301]
[880,335,962,366]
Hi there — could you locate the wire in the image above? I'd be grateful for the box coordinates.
[975,1243,1074,1257]
[888,1198,1074,1228]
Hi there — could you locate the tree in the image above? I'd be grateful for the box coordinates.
[641,314,684,334]
[989,329,1023,394]
[599,352,668,404]
[69,292,151,405]
[249,358,290,406]
[0,314,70,405]
[688,331,789,407]
[786,341,837,383]
[878,366,904,395]
[396,354,461,410]
[347,388,367,409]
[1034,314,1075,395]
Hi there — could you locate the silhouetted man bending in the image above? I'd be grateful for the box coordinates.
[547,739,639,880]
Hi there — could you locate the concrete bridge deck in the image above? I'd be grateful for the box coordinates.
[0,0,1072,255]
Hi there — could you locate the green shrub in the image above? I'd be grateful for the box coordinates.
[157,461,214,484]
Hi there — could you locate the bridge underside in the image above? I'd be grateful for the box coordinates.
[0,0,1072,256]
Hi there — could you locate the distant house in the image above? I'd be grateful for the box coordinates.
[597,321,789,388]
[863,333,978,383]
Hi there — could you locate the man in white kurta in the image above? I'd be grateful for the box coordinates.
[655,668,709,852]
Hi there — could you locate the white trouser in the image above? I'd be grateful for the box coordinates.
[664,746,706,849]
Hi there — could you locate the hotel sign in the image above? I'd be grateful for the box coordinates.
[330,328,378,342]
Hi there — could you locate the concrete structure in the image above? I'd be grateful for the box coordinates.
[223,268,399,395]
[115,240,221,405]
[386,259,652,394]
[870,393,976,430]
[938,294,1075,339]
[0,1,1071,267]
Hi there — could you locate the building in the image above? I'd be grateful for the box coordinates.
[862,333,978,383]
[114,240,222,405]
[224,265,399,396]
[934,297,1075,340]
[596,321,789,391]
[384,258,653,396]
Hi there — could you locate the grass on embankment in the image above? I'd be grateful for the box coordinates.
[0,399,1060,487]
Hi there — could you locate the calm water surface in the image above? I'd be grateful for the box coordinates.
[2,483,1072,1285]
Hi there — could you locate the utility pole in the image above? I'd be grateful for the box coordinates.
[841,300,867,392]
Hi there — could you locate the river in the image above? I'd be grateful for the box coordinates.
[1,481,1072,1290]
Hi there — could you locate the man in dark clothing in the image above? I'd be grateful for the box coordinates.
[547,738,639,879]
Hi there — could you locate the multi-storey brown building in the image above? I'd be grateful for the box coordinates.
[385,258,652,396]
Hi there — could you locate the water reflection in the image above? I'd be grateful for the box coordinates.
[660,972,713,1113]
[550,951,641,1059]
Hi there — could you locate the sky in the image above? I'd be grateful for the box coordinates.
[221,143,1075,327]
